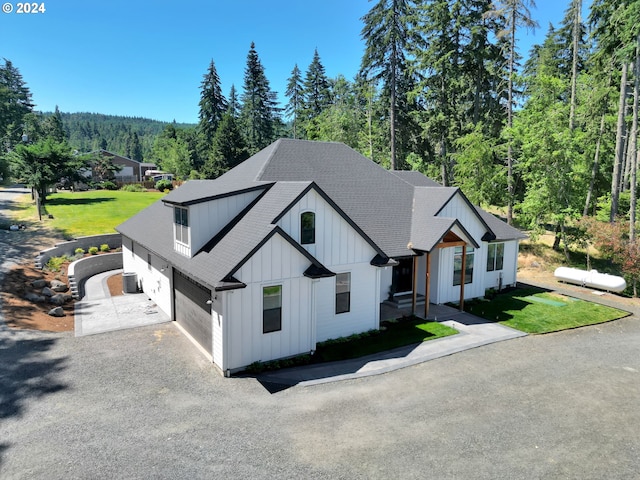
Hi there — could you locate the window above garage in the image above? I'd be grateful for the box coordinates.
[174,206,189,246]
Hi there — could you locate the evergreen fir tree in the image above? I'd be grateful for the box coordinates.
[0,58,34,149]
[285,64,304,138]
[360,0,422,169]
[239,42,280,153]
[198,59,227,145]
[202,112,249,179]
[227,85,240,118]
[43,105,66,142]
[303,50,332,122]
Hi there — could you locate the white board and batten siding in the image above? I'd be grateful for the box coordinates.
[225,233,314,371]
[315,262,379,343]
[276,188,379,268]
[437,192,486,243]
[276,187,382,342]
[482,240,519,289]
[121,236,172,316]
[174,189,263,257]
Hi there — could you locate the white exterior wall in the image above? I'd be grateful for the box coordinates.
[276,189,378,266]
[174,189,263,257]
[211,296,224,369]
[122,237,172,316]
[379,266,393,302]
[437,193,486,244]
[433,193,488,304]
[482,240,519,290]
[315,262,380,342]
[277,188,381,341]
[225,234,314,371]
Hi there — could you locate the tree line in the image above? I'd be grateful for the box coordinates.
[2,0,640,239]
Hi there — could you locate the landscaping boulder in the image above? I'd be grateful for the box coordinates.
[25,292,45,303]
[48,306,65,317]
[49,293,73,306]
[41,286,55,297]
[30,279,48,289]
[50,279,69,292]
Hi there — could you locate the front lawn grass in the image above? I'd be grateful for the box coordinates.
[13,190,164,237]
[465,287,629,334]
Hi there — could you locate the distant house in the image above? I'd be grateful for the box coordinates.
[91,150,157,182]
[117,139,526,375]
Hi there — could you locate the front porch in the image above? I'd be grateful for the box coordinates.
[380,300,461,322]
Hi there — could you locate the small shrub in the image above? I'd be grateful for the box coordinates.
[46,255,69,272]
[75,247,85,255]
[100,244,110,252]
[100,181,118,190]
[120,183,145,192]
[88,246,99,255]
[155,179,173,191]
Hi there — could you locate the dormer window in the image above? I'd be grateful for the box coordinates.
[174,206,189,245]
[301,211,315,244]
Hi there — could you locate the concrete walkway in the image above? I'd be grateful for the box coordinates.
[74,269,170,336]
[255,304,526,388]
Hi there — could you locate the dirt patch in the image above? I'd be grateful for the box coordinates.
[106,273,123,297]
[0,261,75,332]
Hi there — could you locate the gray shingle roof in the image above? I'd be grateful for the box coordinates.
[474,206,528,241]
[118,139,526,287]
[118,182,336,290]
[391,170,442,187]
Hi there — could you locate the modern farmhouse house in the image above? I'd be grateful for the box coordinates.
[117,139,525,375]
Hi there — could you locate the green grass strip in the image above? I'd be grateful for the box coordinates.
[316,318,458,363]
[466,288,629,334]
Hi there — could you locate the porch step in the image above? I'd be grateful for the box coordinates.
[384,293,425,309]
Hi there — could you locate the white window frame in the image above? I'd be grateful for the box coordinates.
[335,272,351,314]
[174,206,189,246]
[263,285,282,334]
[486,242,505,272]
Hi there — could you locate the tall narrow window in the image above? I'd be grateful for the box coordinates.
[263,285,282,333]
[486,243,505,272]
[336,272,351,314]
[301,211,315,244]
[174,206,189,245]
[453,246,474,286]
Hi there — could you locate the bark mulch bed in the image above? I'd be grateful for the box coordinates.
[0,262,123,333]
[0,261,75,332]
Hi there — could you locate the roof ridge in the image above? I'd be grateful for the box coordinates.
[255,139,282,181]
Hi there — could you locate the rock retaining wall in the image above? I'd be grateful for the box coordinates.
[68,252,123,299]
[36,233,122,269]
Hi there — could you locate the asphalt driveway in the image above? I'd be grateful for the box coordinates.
[1,315,639,479]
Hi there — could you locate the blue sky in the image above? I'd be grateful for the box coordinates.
[1,0,570,124]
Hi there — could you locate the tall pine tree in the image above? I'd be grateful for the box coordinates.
[198,59,227,145]
[0,58,34,150]
[360,0,421,169]
[239,42,280,153]
[303,50,332,124]
[285,64,304,139]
